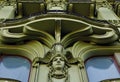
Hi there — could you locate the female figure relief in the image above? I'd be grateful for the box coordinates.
[37,43,78,82]
[48,54,70,82]
[34,43,81,82]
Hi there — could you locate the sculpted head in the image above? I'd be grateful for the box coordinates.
[48,54,70,70]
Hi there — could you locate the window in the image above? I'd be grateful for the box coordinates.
[0,56,31,82]
[85,56,120,82]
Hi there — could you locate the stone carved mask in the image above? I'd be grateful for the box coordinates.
[52,56,65,70]
[48,54,70,80]
[48,54,70,69]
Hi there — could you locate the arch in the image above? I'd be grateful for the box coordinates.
[0,55,31,82]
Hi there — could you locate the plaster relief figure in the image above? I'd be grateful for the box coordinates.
[48,54,70,82]
[37,43,79,82]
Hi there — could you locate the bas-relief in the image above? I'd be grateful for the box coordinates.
[46,0,67,11]
[48,54,70,82]
[38,43,81,82]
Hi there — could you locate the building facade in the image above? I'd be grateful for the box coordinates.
[0,0,120,82]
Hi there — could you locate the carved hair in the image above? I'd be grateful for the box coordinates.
[48,54,70,68]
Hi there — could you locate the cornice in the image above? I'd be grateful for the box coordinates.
[1,14,108,26]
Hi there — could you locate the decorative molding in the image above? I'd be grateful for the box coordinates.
[0,40,45,60]
[72,41,120,60]
[0,15,118,48]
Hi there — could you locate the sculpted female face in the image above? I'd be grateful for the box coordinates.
[52,56,65,70]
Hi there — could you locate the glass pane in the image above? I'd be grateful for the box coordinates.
[0,56,31,82]
[85,57,120,82]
